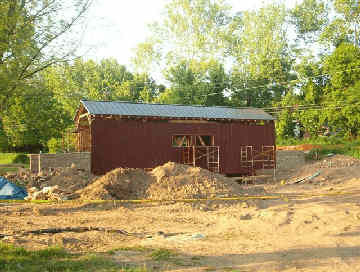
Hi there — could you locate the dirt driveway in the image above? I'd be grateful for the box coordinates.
[1,175,360,271]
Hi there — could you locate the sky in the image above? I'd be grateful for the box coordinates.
[82,0,298,70]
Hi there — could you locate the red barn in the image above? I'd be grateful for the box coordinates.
[74,100,276,176]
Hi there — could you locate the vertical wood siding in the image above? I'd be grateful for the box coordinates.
[90,119,275,175]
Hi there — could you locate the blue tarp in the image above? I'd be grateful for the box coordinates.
[0,176,27,200]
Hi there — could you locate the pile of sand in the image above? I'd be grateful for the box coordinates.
[44,167,93,192]
[148,162,247,199]
[78,162,262,200]
[78,168,152,200]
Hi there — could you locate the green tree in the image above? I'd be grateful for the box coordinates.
[333,0,360,46]
[0,120,9,152]
[133,0,232,72]
[230,70,273,107]
[290,0,329,42]
[43,58,135,117]
[43,58,164,119]
[201,62,228,106]
[2,82,70,152]
[115,73,164,103]
[230,3,294,107]
[161,60,228,106]
[274,92,299,139]
[164,61,199,105]
[322,43,360,136]
[0,0,93,114]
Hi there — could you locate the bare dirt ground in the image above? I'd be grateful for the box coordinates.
[1,153,360,271]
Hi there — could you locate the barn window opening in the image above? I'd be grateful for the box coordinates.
[172,135,192,147]
[195,135,214,146]
[172,135,214,147]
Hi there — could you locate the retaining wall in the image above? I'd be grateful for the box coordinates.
[256,150,305,176]
[276,150,306,171]
[29,152,91,173]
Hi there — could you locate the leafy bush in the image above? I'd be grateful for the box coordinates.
[0,153,18,164]
[47,138,63,154]
[12,154,29,164]
[0,134,8,152]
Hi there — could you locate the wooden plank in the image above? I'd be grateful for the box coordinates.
[168,120,212,124]
[197,136,206,146]
[79,113,89,119]
[178,136,187,147]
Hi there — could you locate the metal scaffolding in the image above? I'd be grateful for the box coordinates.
[178,146,220,173]
[240,145,276,176]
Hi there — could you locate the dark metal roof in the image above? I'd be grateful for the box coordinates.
[80,100,275,121]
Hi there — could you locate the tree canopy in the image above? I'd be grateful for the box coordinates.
[2,0,360,152]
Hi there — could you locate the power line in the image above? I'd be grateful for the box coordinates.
[2,65,360,131]
[5,63,360,102]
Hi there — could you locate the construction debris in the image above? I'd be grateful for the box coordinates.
[25,185,65,201]
[290,171,321,184]
[0,227,137,239]
[23,226,132,236]
[4,165,94,191]
[4,165,95,201]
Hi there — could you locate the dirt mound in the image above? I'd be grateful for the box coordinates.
[78,162,262,200]
[78,168,152,200]
[285,154,360,185]
[148,162,248,199]
[45,167,92,192]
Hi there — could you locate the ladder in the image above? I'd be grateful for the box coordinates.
[206,146,220,173]
[240,146,254,175]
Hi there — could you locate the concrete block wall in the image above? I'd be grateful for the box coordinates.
[29,154,40,173]
[256,150,305,176]
[29,152,91,173]
[276,150,305,171]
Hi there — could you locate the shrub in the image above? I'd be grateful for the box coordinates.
[12,154,29,164]
[47,138,63,154]
[0,132,8,152]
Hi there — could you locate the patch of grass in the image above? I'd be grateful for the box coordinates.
[120,268,149,272]
[304,142,360,161]
[149,249,175,261]
[0,153,29,170]
[107,246,150,255]
[108,246,175,261]
[149,248,191,267]
[107,246,195,268]
[191,256,202,261]
[0,242,144,272]
[276,136,347,146]
[0,153,21,164]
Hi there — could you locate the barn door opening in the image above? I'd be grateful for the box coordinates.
[173,135,219,173]
[240,145,275,175]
